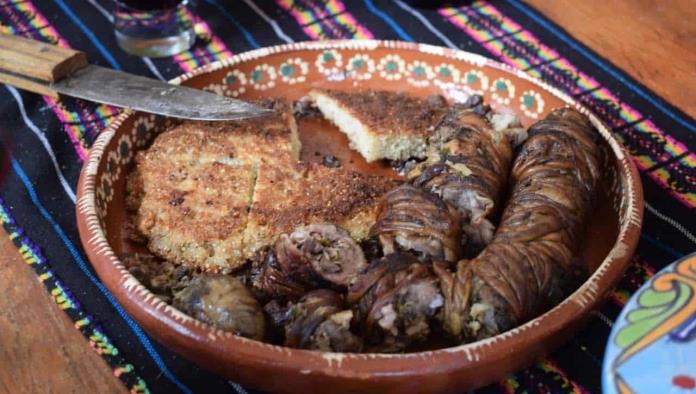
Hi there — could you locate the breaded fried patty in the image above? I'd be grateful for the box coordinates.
[127,99,298,272]
[243,163,398,259]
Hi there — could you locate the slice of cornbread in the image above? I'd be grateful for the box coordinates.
[243,162,399,259]
[309,89,448,162]
[126,99,298,272]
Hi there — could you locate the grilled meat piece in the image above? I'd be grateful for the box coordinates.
[438,108,604,341]
[265,290,362,352]
[370,184,462,263]
[251,247,307,302]
[347,253,443,352]
[252,224,368,300]
[311,310,364,352]
[410,100,515,256]
[276,224,368,289]
[347,253,418,313]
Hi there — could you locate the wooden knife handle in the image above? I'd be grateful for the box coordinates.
[0,34,88,98]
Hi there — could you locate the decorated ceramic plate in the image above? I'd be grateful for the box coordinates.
[76,40,643,393]
[603,252,696,394]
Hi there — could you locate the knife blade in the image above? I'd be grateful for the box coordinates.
[0,34,269,121]
[52,65,270,121]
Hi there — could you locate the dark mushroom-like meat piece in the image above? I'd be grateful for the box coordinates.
[370,184,462,263]
[347,253,443,352]
[436,108,603,342]
[347,252,417,316]
[266,289,362,352]
[174,275,266,340]
[251,247,307,301]
[311,310,363,352]
[277,224,368,289]
[253,224,368,300]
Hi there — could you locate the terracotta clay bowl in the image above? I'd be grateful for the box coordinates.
[76,40,643,393]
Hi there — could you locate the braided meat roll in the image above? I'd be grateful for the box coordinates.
[264,289,363,352]
[347,253,443,352]
[410,98,518,255]
[436,108,604,341]
[370,184,462,263]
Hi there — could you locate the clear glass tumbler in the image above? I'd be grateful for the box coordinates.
[114,0,196,58]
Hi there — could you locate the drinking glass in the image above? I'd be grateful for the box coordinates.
[114,0,196,57]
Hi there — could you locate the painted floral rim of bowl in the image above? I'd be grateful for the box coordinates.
[77,40,643,373]
[603,252,696,394]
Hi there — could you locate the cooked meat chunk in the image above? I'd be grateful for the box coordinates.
[276,224,367,289]
[438,108,604,341]
[252,224,368,300]
[311,310,363,352]
[174,275,266,340]
[347,253,418,308]
[265,290,362,352]
[347,254,443,352]
[251,247,307,302]
[370,184,462,263]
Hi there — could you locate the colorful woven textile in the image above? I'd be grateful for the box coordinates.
[0,1,694,393]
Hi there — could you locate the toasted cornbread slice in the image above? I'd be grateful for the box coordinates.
[127,99,298,272]
[127,151,254,272]
[222,98,300,165]
[309,89,447,162]
[243,163,398,259]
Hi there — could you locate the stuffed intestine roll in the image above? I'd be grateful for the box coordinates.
[252,223,368,301]
[264,289,363,352]
[435,107,604,341]
[409,96,521,256]
[369,184,462,263]
[347,253,443,352]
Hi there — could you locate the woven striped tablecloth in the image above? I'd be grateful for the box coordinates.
[0,1,694,393]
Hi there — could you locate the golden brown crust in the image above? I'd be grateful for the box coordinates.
[128,97,400,271]
[244,163,399,258]
[313,89,447,137]
[128,153,253,271]
[127,99,297,272]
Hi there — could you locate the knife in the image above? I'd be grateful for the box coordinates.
[0,34,269,121]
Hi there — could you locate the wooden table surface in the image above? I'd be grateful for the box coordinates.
[1,1,694,392]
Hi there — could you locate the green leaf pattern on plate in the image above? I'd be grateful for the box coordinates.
[615,282,692,349]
